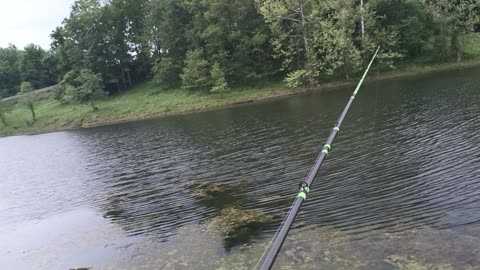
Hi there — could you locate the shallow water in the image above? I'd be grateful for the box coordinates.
[1,67,480,269]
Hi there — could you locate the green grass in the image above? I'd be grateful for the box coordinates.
[0,80,294,136]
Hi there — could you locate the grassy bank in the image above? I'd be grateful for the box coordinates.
[1,59,480,137]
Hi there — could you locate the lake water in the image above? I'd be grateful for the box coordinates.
[1,67,480,269]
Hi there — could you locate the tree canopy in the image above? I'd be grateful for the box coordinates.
[0,0,479,96]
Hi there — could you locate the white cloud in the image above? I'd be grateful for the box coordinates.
[0,0,76,49]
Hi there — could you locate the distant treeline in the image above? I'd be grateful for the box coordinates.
[1,0,479,98]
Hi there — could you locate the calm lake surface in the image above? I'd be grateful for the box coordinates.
[1,67,480,269]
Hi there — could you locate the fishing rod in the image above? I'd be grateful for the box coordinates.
[259,47,380,270]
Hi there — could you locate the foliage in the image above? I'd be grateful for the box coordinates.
[0,79,287,136]
[181,50,211,91]
[310,0,363,80]
[62,69,108,110]
[19,82,37,122]
[17,44,57,89]
[1,0,480,128]
[153,57,181,89]
[181,0,278,84]
[0,44,57,98]
[256,0,311,74]
[2,59,480,136]
[0,99,12,126]
[284,70,307,88]
[52,85,65,101]
[427,0,480,61]
[2,0,479,96]
[0,45,21,97]
[210,62,229,93]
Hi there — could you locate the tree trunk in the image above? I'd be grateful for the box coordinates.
[120,67,127,90]
[451,34,463,62]
[344,57,350,80]
[299,0,315,87]
[0,113,7,126]
[29,104,36,122]
[360,0,365,38]
[91,99,98,111]
[126,70,133,88]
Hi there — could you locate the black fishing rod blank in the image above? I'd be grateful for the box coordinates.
[260,47,380,270]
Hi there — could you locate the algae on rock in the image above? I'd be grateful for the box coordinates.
[208,207,273,237]
[187,180,247,208]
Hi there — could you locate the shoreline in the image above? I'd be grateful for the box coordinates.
[2,60,480,138]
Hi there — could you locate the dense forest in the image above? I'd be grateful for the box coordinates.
[0,0,479,100]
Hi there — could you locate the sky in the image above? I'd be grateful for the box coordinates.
[0,0,76,49]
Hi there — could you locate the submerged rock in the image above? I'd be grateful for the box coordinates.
[187,180,246,199]
[285,246,314,263]
[208,207,273,238]
[187,180,247,208]
[384,255,453,270]
[93,223,480,270]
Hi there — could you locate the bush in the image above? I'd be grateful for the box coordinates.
[210,62,229,93]
[52,85,65,100]
[61,69,108,110]
[284,69,307,88]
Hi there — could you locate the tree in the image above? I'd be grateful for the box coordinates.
[426,0,480,61]
[153,57,181,89]
[0,45,21,97]
[50,27,82,80]
[17,44,56,89]
[310,0,363,80]
[19,82,37,122]
[55,0,154,92]
[114,0,153,81]
[369,0,435,59]
[149,0,191,87]
[182,0,278,85]
[0,0,477,102]
[62,69,108,111]
[55,0,118,90]
[180,50,211,90]
[78,70,107,111]
[256,0,316,84]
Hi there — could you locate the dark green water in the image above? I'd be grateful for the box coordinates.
[1,67,480,269]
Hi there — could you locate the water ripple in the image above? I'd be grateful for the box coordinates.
[1,67,480,247]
